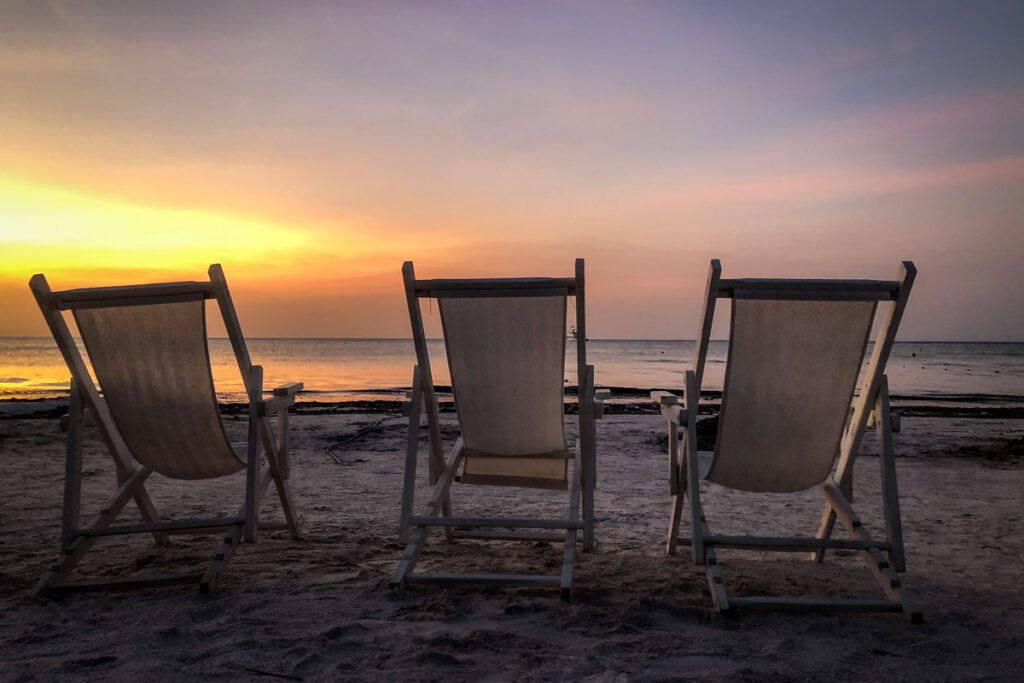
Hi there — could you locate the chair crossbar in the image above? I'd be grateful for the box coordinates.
[405,572,562,587]
[717,278,899,301]
[727,596,903,613]
[412,516,584,530]
[414,277,576,298]
[452,530,567,543]
[51,282,217,309]
[677,534,891,553]
[75,516,245,538]
[46,571,206,594]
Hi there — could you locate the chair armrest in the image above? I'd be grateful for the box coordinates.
[662,404,687,426]
[651,390,679,406]
[259,394,294,416]
[272,381,304,397]
[866,409,901,433]
[402,389,420,417]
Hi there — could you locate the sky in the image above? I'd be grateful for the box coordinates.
[1,0,1022,340]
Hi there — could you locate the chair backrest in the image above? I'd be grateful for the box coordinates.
[691,261,915,493]
[405,261,585,489]
[29,267,256,481]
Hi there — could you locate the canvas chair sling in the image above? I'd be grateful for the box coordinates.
[391,259,606,600]
[655,259,921,621]
[29,264,302,595]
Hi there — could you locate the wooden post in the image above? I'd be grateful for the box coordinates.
[276,408,289,481]
[208,264,254,385]
[582,364,596,551]
[814,261,915,561]
[403,262,453,534]
[399,365,423,544]
[684,370,705,565]
[244,364,262,543]
[876,376,906,572]
[693,260,722,391]
[61,377,84,554]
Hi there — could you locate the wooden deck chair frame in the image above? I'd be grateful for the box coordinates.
[29,264,303,596]
[654,259,921,621]
[391,259,607,600]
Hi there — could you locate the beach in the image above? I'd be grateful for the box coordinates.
[1,409,1021,681]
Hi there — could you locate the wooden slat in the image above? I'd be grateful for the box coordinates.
[412,516,584,530]
[414,277,576,297]
[561,455,582,601]
[47,571,205,594]
[403,261,452,534]
[200,525,243,594]
[30,274,167,542]
[453,530,566,543]
[814,263,916,563]
[718,278,899,301]
[580,362,597,551]
[390,441,465,586]
[651,390,679,405]
[728,596,903,613]
[426,287,569,299]
[698,516,730,613]
[399,365,422,544]
[730,288,897,302]
[876,378,906,572]
[405,572,561,587]
[34,466,152,596]
[823,481,922,623]
[61,379,83,553]
[76,516,244,538]
[677,534,891,552]
[684,371,705,565]
[272,381,303,397]
[51,281,216,309]
[693,260,722,390]
[244,365,262,542]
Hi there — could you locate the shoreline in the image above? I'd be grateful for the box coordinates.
[2,391,1023,421]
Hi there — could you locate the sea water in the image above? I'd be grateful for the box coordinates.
[1,337,1021,405]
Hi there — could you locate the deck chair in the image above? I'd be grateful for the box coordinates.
[653,259,921,621]
[391,259,607,600]
[28,265,302,595]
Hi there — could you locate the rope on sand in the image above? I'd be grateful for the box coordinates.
[324,418,387,463]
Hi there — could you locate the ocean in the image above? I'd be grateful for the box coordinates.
[1,337,1021,408]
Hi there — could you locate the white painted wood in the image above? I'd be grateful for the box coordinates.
[876,377,906,572]
[814,261,915,561]
[684,371,705,565]
[60,378,83,554]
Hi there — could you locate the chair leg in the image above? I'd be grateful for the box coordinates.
[666,483,686,556]
[561,455,582,601]
[683,371,704,565]
[876,379,906,572]
[244,366,263,543]
[398,366,423,544]
[259,417,301,540]
[391,440,465,587]
[666,421,685,555]
[61,379,84,555]
[34,467,152,596]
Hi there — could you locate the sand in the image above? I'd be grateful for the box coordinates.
[1,412,1022,681]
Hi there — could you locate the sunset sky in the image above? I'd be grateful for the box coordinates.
[1,1,1022,340]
